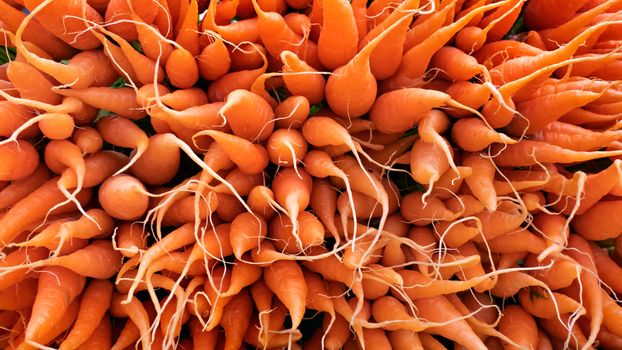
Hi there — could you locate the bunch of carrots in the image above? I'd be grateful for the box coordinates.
[1,0,622,348]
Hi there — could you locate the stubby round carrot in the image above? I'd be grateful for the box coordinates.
[220,89,274,141]
[324,15,411,118]
[99,175,149,220]
[114,222,147,258]
[274,95,310,129]
[198,35,231,81]
[266,128,308,167]
[410,137,453,194]
[165,48,199,89]
[280,50,325,105]
[0,139,39,181]
[130,133,180,186]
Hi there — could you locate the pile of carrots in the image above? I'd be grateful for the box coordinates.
[2,0,622,348]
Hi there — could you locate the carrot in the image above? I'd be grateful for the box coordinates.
[404,0,456,51]
[0,139,39,181]
[221,289,253,350]
[388,329,424,350]
[58,151,128,195]
[128,134,180,186]
[197,34,231,81]
[0,278,37,311]
[563,235,603,349]
[220,89,274,141]
[280,50,325,105]
[165,48,199,89]
[401,191,457,225]
[490,21,621,85]
[97,116,149,174]
[59,280,113,350]
[271,167,313,247]
[540,313,589,349]
[27,240,122,279]
[370,88,477,135]
[230,42,267,71]
[419,333,447,350]
[0,247,47,290]
[383,0,507,91]
[317,0,357,70]
[98,175,149,221]
[189,318,218,350]
[273,96,309,129]
[524,0,593,30]
[202,0,260,44]
[529,121,622,152]
[0,0,74,59]
[497,305,539,350]
[114,295,152,350]
[119,222,198,301]
[0,100,38,140]
[113,223,147,259]
[193,129,269,174]
[230,212,267,258]
[174,0,200,55]
[71,127,103,156]
[508,90,604,134]
[75,316,111,350]
[56,87,145,120]
[460,153,497,211]
[413,295,487,350]
[0,178,93,250]
[270,210,325,253]
[0,164,50,209]
[410,137,453,197]
[104,0,158,40]
[252,0,320,68]
[7,60,59,105]
[452,117,516,151]
[17,208,113,254]
[491,140,622,167]
[264,261,308,329]
[110,318,140,350]
[572,200,622,240]
[518,287,585,319]
[267,128,308,168]
[325,15,411,118]
[23,266,85,347]
[371,295,439,332]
